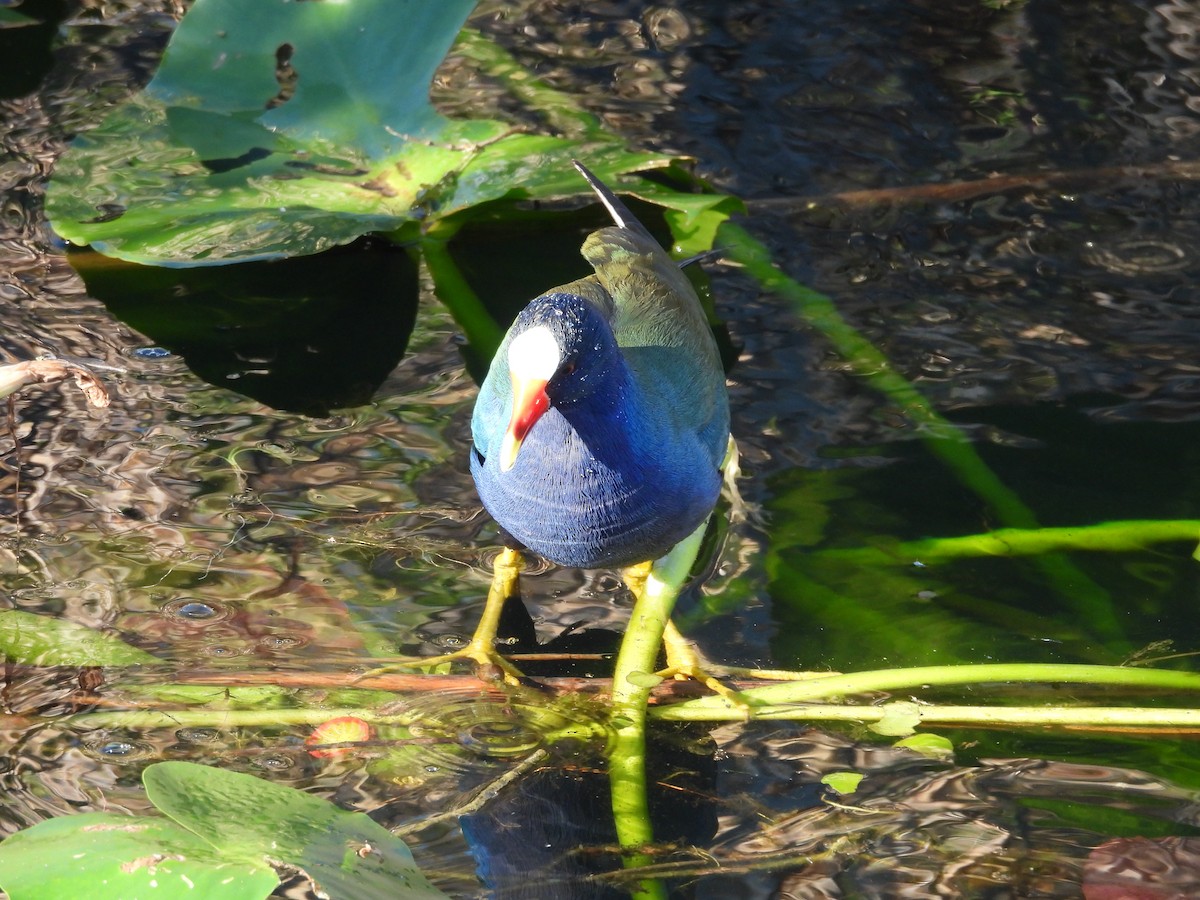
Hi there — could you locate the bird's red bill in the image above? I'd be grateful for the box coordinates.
[500,375,550,470]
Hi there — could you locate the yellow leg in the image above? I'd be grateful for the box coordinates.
[622,559,652,599]
[620,523,747,707]
[362,546,527,684]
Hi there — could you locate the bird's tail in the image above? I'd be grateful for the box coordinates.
[572,160,657,242]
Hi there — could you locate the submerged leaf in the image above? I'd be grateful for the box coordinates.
[820,772,864,795]
[0,610,159,667]
[0,7,38,29]
[870,701,923,737]
[893,733,956,759]
[307,716,373,758]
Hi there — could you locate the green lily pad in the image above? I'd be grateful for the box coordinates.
[45,0,682,267]
[47,0,499,264]
[0,812,279,900]
[145,762,448,899]
[0,609,160,666]
[620,178,745,256]
[0,763,449,898]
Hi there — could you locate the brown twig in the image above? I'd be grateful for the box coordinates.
[746,158,1200,212]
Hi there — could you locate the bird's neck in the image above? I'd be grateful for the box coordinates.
[554,361,656,462]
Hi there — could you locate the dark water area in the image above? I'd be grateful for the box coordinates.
[2,0,1200,897]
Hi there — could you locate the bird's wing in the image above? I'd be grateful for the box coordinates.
[588,231,728,467]
[576,207,728,463]
[581,227,714,353]
[571,161,718,356]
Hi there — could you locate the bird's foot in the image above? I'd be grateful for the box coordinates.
[659,619,748,710]
[359,546,529,686]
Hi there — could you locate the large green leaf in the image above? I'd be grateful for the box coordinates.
[0,609,160,666]
[145,762,448,899]
[47,0,498,264]
[0,812,279,900]
[0,763,449,900]
[45,0,679,266]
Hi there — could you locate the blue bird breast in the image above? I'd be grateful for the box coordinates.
[470,391,722,569]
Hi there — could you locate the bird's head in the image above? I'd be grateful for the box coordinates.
[498,291,617,471]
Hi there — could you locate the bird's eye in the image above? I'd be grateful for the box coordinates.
[561,362,577,376]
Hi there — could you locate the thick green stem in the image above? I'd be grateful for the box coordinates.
[821,519,1200,565]
[656,662,1200,716]
[65,707,410,731]
[654,701,1200,729]
[716,220,1127,645]
[607,525,707,900]
[421,226,504,357]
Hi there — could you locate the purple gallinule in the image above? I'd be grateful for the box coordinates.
[422,162,733,684]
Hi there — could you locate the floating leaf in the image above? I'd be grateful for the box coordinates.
[47,0,490,264]
[869,701,923,737]
[0,812,278,900]
[45,0,684,267]
[820,772,864,795]
[622,179,745,257]
[145,762,448,899]
[0,610,159,667]
[893,733,955,759]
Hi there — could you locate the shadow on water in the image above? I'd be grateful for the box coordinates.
[1,0,1200,896]
[77,242,421,416]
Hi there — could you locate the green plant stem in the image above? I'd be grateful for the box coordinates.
[607,525,707,900]
[65,707,422,731]
[454,28,607,139]
[58,664,1200,733]
[821,519,1200,566]
[421,225,504,356]
[654,701,1200,729]
[716,220,1126,645]
[656,662,1200,715]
